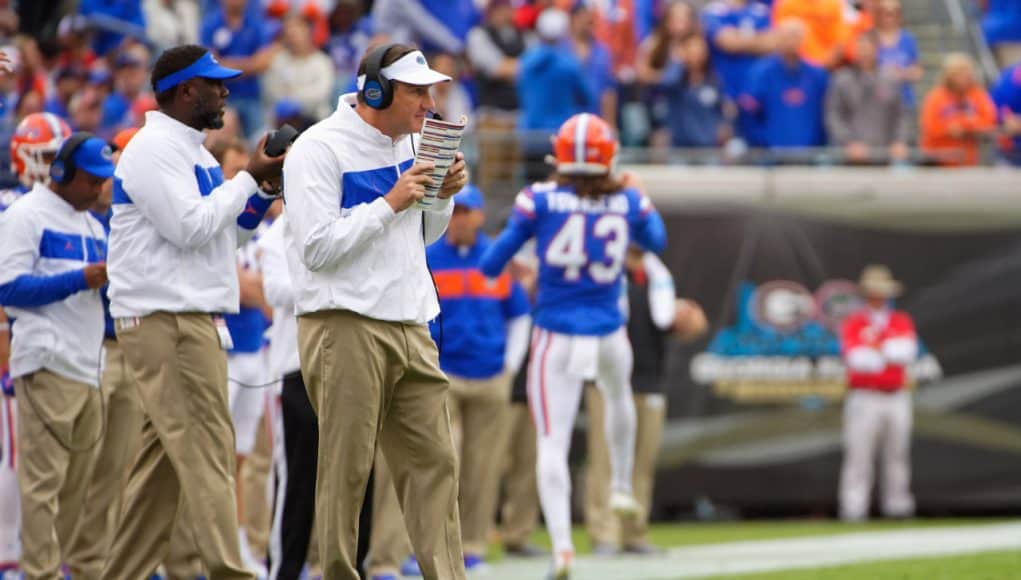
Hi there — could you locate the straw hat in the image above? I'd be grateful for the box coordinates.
[859,264,903,298]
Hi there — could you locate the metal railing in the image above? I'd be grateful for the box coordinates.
[947,0,1001,83]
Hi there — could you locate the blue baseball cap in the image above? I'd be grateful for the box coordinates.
[154,51,242,94]
[453,184,484,210]
[69,136,116,179]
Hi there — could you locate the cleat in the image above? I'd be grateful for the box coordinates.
[400,555,422,577]
[609,491,641,517]
[546,550,572,580]
[463,553,489,573]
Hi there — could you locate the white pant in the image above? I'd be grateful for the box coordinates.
[839,389,915,521]
[528,327,636,556]
[228,351,269,455]
[0,396,19,564]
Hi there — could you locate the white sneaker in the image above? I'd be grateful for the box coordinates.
[546,551,573,580]
[609,491,641,517]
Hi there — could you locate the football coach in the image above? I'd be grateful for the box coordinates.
[283,43,469,580]
[102,45,285,580]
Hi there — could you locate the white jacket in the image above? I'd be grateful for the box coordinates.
[257,215,301,378]
[108,110,262,318]
[0,184,105,386]
[283,94,453,324]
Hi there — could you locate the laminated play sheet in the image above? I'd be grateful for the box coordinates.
[412,115,468,211]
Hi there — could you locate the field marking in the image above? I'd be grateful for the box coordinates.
[479,521,1021,580]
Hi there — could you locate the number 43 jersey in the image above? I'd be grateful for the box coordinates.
[480,181,667,336]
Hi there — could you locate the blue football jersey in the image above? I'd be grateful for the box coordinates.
[480,182,667,336]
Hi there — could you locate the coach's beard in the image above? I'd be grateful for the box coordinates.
[195,93,225,130]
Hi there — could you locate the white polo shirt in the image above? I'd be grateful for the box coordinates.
[282,94,454,324]
[107,110,261,318]
[0,184,106,387]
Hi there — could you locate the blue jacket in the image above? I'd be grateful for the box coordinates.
[517,44,597,131]
[427,233,530,379]
[993,62,1021,164]
[742,55,828,148]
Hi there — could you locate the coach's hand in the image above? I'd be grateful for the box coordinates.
[83,263,108,290]
[246,135,286,184]
[438,152,468,199]
[385,163,434,212]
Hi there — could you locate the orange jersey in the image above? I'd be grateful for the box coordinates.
[773,0,849,67]
[920,86,997,166]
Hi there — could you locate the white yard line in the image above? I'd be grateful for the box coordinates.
[478,521,1021,580]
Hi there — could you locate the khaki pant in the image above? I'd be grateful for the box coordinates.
[102,312,251,580]
[67,339,204,579]
[16,369,102,579]
[839,389,914,521]
[448,373,512,557]
[297,309,465,580]
[242,412,273,559]
[367,447,412,577]
[65,339,142,578]
[584,389,666,548]
[498,403,540,549]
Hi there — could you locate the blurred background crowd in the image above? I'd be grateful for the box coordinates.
[1,0,1021,190]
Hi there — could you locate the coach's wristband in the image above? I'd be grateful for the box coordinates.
[0,322,8,332]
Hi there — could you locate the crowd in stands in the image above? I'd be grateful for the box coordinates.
[1,0,1021,183]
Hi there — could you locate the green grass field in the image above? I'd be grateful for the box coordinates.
[485,519,1020,579]
[714,550,1021,579]
[507,518,1011,555]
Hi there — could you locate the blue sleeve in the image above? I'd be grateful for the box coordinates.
[0,270,89,308]
[741,60,768,115]
[480,219,533,278]
[903,33,919,63]
[259,18,279,47]
[200,16,216,47]
[573,61,599,112]
[503,281,531,319]
[236,193,274,230]
[629,190,667,254]
[702,11,725,43]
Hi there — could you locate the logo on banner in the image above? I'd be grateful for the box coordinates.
[691,280,942,404]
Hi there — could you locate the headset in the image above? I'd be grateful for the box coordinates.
[49,131,97,185]
[361,44,397,110]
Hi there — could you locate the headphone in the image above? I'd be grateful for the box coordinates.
[361,44,396,110]
[49,132,97,185]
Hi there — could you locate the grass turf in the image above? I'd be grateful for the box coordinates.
[502,518,1011,556]
[709,549,1021,579]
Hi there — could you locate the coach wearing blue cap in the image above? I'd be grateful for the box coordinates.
[0,132,114,579]
[102,45,285,580]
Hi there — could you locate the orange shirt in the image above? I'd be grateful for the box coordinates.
[920,86,997,166]
[844,10,874,63]
[594,0,638,77]
[773,0,849,67]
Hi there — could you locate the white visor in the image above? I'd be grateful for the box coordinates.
[356,50,452,90]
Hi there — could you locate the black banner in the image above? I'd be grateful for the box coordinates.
[651,207,1021,516]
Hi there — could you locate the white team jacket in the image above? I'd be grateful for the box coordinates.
[257,214,301,378]
[107,110,261,318]
[0,184,105,386]
[283,94,453,324]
